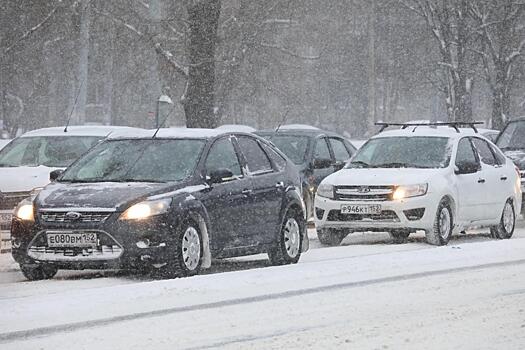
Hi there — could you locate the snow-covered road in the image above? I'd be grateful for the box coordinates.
[1,227,525,349]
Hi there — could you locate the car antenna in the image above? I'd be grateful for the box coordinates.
[275,108,290,132]
[64,79,85,133]
[152,105,176,139]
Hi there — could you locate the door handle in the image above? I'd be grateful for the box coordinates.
[478,178,486,183]
[500,176,508,181]
[276,181,285,188]
[241,189,253,196]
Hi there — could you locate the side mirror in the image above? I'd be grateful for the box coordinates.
[454,162,479,175]
[312,158,333,169]
[207,168,234,184]
[49,169,64,182]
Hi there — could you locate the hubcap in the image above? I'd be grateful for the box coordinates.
[439,207,451,240]
[503,202,514,233]
[283,218,300,258]
[181,227,201,271]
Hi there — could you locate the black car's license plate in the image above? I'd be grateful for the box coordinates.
[47,232,98,247]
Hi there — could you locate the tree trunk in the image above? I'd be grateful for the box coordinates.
[183,0,221,129]
[76,0,90,125]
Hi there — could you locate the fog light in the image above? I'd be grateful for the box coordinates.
[12,239,22,249]
[315,207,325,220]
[136,239,151,249]
[140,255,152,261]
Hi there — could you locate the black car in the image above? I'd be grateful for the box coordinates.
[11,129,308,280]
[496,117,525,213]
[255,126,356,218]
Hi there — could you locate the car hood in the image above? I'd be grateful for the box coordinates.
[322,168,442,186]
[0,166,60,193]
[502,149,525,169]
[35,181,196,211]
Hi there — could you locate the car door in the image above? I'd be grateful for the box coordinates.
[235,136,284,245]
[311,137,335,187]
[454,137,485,222]
[202,136,255,251]
[471,137,503,220]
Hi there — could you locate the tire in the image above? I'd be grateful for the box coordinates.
[317,228,346,246]
[425,198,453,246]
[20,264,58,281]
[161,219,203,278]
[268,209,303,265]
[490,199,515,239]
[389,230,410,244]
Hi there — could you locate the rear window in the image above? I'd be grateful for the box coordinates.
[260,134,309,165]
[497,121,525,150]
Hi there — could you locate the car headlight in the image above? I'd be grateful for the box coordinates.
[316,183,334,199]
[14,199,35,221]
[392,184,428,200]
[119,199,171,220]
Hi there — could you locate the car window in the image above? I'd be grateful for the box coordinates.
[329,138,351,162]
[490,144,506,165]
[261,143,287,170]
[205,138,242,177]
[314,138,331,160]
[472,138,496,166]
[496,121,525,149]
[237,137,273,174]
[260,134,309,165]
[455,138,478,166]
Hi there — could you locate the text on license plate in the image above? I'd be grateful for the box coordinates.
[0,213,12,224]
[47,232,98,247]
[341,204,382,214]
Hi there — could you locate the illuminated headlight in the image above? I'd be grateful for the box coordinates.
[316,184,334,199]
[120,199,171,220]
[392,184,428,200]
[14,199,35,221]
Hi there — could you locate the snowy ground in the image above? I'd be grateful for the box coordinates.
[1,226,525,349]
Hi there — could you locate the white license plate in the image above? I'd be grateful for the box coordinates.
[0,213,11,224]
[341,204,382,215]
[47,232,98,247]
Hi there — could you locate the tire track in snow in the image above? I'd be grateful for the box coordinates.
[2,258,525,344]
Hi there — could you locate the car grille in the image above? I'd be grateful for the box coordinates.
[27,230,123,261]
[327,209,400,222]
[0,191,31,210]
[334,186,394,201]
[40,211,112,223]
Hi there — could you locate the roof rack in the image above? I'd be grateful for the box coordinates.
[375,121,484,133]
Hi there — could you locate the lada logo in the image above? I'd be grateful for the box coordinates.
[357,186,371,193]
[65,212,82,220]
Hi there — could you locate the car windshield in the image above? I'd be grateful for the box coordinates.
[347,136,451,169]
[496,121,525,150]
[261,134,309,165]
[0,136,101,168]
[60,139,206,183]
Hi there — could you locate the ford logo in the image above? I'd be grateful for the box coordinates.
[65,212,82,220]
[357,186,371,193]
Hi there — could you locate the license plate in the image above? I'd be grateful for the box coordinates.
[47,232,98,247]
[0,213,11,224]
[341,204,382,215]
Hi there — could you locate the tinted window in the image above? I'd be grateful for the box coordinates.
[497,121,525,149]
[205,138,242,177]
[261,143,287,170]
[330,138,351,162]
[262,135,309,165]
[314,138,331,159]
[455,138,478,166]
[237,137,273,174]
[472,138,496,166]
[62,139,205,182]
[0,136,101,167]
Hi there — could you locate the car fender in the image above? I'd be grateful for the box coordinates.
[280,186,309,252]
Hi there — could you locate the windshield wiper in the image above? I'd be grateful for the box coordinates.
[349,160,370,168]
[372,162,418,168]
[110,178,167,183]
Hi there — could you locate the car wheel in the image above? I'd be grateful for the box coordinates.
[389,230,410,244]
[490,200,515,239]
[317,228,346,246]
[425,198,453,246]
[268,209,303,265]
[162,219,203,278]
[20,264,58,281]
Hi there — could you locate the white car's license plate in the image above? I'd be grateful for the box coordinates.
[47,232,98,247]
[341,204,382,215]
[0,213,12,225]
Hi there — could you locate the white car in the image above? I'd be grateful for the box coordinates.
[314,125,521,246]
[0,126,140,244]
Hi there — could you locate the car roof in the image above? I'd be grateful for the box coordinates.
[20,126,141,138]
[373,126,485,140]
[256,128,344,138]
[107,127,247,140]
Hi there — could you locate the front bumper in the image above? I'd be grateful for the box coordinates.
[11,212,177,269]
[314,194,439,232]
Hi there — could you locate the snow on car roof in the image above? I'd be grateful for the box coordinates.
[216,124,256,132]
[108,127,228,140]
[20,126,141,138]
[279,124,320,130]
[374,126,481,139]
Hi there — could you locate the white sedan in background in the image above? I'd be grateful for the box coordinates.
[314,125,521,246]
